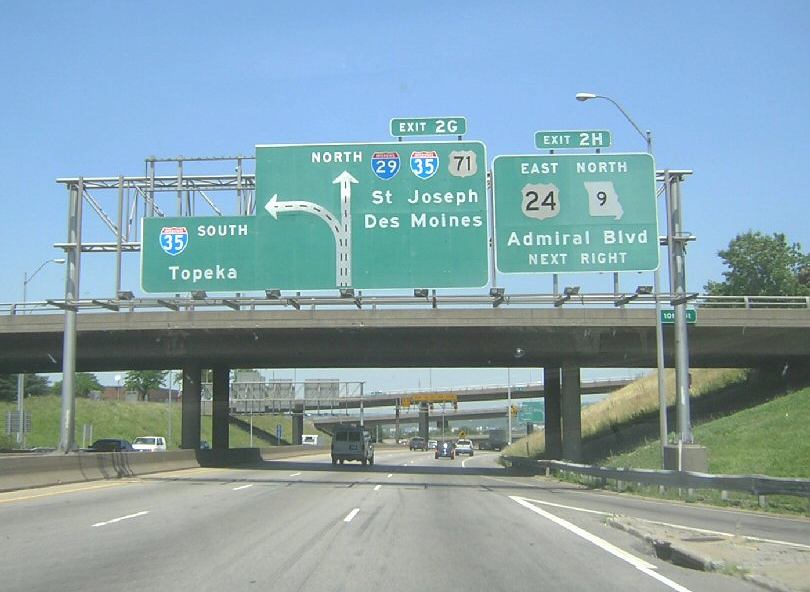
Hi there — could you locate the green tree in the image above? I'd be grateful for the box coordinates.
[124,370,168,401]
[22,374,51,397]
[705,231,809,297]
[50,372,103,398]
[0,374,51,401]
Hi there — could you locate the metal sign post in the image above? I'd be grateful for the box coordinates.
[666,171,694,444]
[59,179,82,453]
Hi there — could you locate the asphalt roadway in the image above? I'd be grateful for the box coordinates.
[2,448,808,592]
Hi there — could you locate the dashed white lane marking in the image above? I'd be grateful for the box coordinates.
[374,485,382,491]
[402,463,409,467]
[289,472,302,477]
[232,484,254,491]
[343,508,360,522]
[92,510,150,528]
[387,474,393,478]
[510,496,694,592]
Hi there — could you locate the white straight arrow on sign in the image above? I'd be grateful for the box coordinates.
[333,171,358,287]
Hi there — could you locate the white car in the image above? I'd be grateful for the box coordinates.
[132,436,167,452]
[455,439,474,456]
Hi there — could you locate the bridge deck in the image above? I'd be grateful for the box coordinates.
[1,308,808,373]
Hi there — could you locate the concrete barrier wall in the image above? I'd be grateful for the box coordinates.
[0,450,200,492]
[0,446,329,492]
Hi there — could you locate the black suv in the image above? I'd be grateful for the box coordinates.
[86,439,136,452]
[409,437,426,451]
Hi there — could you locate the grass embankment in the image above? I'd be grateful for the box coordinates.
[0,396,327,449]
[504,368,748,459]
[595,385,810,515]
[504,369,810,515]
[231,414,331,446]
[605,385,810,478]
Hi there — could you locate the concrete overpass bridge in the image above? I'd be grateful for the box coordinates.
[3,305,808,373]
[2,300,808,460]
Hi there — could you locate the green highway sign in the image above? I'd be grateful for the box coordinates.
[141,141,488,293]
[390,117,467,137]
[535,129,611,150]
[492,153,659,274]
[661,308,697,324]
[518,401,544,423]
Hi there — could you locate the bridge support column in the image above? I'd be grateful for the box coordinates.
[561,365,582,462]
[291,404,304,445]
[418,403,429,440]
[212,367,230,450]
[543,367,562,459]
[181,363,202,450]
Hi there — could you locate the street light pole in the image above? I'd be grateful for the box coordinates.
[16,258,65,448]
[576,92,669,461]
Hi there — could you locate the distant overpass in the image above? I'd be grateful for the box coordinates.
[312,406,522,431]
[217,378,631,414]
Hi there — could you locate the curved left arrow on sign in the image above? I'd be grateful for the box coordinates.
[264,177,356,287]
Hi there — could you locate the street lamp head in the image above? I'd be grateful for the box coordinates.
[575,92,597,102]
[53,258,65,264]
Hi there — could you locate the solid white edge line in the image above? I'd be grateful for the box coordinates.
[343,508,360,522]
[518,496,810,551]
[92,510,150,528]
[639,518,810,551]
[516,496,612,516]
[509,496,695,592]
[232,484,254,491]
[374,484,382,491]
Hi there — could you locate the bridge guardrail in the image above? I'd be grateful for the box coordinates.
[502,456,810,502]
[3,293,809,316]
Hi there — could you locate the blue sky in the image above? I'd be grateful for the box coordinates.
[2,1,808,391]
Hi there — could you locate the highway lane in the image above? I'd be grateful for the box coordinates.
[1,448,803,592]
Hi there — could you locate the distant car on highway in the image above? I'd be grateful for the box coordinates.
[427,439,438,450]
[435,441,456,460]
[86,439,136,452]
[132,436,167,452]
[301,434,319,446]
[455,439,474,456]
[409,437,426,451]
